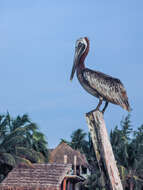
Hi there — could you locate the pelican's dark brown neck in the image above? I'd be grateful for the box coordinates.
[78,62,85,69]
[79,37,89,69]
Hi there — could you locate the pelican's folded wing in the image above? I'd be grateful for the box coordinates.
[83,68,130,111]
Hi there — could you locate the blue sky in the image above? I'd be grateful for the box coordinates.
[0,1,143,147]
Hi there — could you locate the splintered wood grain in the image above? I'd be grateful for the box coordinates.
[86,111,123,190]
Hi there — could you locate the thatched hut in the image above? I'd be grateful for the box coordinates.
[0,163,83,190]
[49,142,90,177]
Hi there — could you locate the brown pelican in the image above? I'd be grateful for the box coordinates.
[70,37,130,114]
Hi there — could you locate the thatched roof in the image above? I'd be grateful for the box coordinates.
[49,142,88,167]
[0,163,72,190]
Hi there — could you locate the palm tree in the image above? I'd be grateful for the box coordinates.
[30,131,49,162]
[110,114,143,189]
[0,113,49,181]
[70,129,87,153]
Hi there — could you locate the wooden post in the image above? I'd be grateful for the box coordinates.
[64,155,67,164]
[85,111,123,190]
[74,155,77,175]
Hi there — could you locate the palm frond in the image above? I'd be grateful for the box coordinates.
[15,147,45,163]
[2,136,28,151]
[0,153,16,166]
[2,124,37,143]
[14,156,33,167]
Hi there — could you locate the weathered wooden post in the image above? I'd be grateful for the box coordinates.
[85,111,123,190]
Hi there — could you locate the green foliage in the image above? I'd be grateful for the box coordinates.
[0,153,16,166]
[0,112,49,182]
[110,114,143,189]
[70,129,87,152]
[85,171,109,190]
[120,114,132,141]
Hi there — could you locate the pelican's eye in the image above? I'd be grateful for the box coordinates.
[78,42,82,47]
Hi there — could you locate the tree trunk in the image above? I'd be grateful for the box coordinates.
[85,111,123,190]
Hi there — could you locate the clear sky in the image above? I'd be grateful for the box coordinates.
[0,0,143,148]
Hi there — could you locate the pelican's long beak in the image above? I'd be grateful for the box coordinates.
[70,44,85,81]
[70,51,78,81]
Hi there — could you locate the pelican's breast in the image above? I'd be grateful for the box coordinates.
[76,69,100,99]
